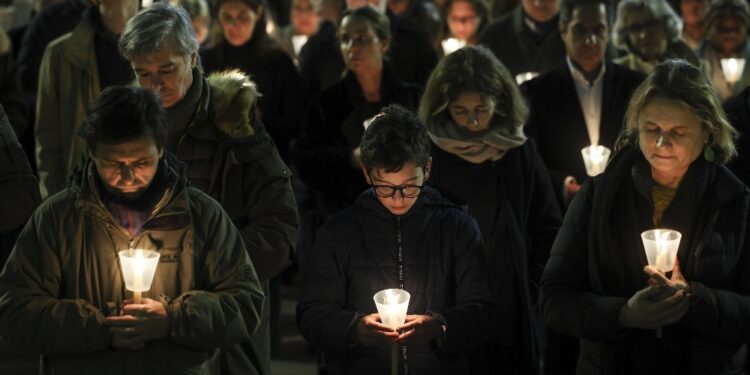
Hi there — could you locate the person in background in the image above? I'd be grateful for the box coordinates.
[297,0,345,97]
[120,4,300,374]
[0,86,264,374]
[34,0,139,199]
[201,0,304,162]
[294,5,421,223]
[419,45,561,374]
[479,0,566,78]
[677,0,708,50]
[697,0,750,102]
[522,0,644,208]
[436,0,488,56]
[297,104,496,375]
[387,0,442,53]
[612,0,700,74]
[272,0,322,67]
[171,0,212,46]
[541,59,750,375]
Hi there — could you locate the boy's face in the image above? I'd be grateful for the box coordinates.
[362,161,430,216]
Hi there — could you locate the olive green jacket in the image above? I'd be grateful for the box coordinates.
[0,159,264,375]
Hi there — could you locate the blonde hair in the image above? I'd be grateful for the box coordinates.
[618,59,737,164]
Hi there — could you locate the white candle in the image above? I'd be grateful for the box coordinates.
[441,38,466,56]
[515,71,539,85]
[118,249,161,304]
[581,145,611,177]
[721,58,746,84]
[641,229,682,273]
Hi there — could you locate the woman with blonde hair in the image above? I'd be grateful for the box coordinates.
[541,59,749,374]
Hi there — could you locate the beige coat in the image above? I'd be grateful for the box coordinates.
[35,18,101,199]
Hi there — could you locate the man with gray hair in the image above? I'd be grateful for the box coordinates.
[119,3,299,374]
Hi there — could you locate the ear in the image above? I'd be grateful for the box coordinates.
[360,162,372,184]
[558,20,567,36]
[381,37,390,53]
[424,157,432,182]
[257,4,264,19]
[158,147,165,158]
[189,53,198,68]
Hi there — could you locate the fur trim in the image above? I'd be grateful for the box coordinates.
[206,69,259,138]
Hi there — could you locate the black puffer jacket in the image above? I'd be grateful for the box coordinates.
[296,186,496,375]
[541,147,750,375]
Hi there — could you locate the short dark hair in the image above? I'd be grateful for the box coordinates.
[360,104,430,173]
[78,86,167,151]
[559,0,606,24]
[339,5,391,41]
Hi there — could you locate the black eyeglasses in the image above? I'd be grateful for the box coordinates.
[370,184,423,198]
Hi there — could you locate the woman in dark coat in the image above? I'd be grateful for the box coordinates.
[540,59,750,374]
[200,0,304,160]
[294,5,421,216]
[418,45,562,374]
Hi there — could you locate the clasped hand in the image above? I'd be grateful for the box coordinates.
[104,298,170,349]
[352,313,444,348]
[618,258,692,330]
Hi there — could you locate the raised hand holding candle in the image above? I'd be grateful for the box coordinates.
[119,249,160,304]
[720,58,746,84]
[441,38,466,56]
[581,145,611,177]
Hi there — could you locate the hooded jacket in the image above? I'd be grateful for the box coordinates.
[0,156,264,375]
[296,186,496,375]
[540,147,750,374]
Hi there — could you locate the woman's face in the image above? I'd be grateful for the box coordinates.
[680,0,707,26]
[449,91,494,132]
[710,14,747,55]
[219,0,261,47]
[292,0,319,36]
[338,15,387,75]
[447,1,480,41]
[639,98,708,180]
[625,7,668,61]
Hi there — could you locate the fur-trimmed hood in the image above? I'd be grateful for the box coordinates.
[206,69,260,139]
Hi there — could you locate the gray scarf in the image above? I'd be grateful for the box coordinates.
[427,119,527,164]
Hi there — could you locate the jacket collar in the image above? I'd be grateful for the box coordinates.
[62,10,97,72]
[356,185,463,219]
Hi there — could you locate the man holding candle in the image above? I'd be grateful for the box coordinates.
[0,86,265,374]
[521,0,644,207]
[540,60,750,374]
[296,105,495,375]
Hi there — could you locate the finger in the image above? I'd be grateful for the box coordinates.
[397,328,417,342]
[395,319,422,332]
[103,315,138,325]
[121,304,148,316]
[365,319,396,332]
[109,326,138,336]
[645,267,671,286]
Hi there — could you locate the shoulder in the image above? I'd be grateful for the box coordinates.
[608,61,646,84]
[521,65,566,94]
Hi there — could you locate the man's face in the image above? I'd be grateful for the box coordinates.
[560,2,608,74]
[131,48,195,109]
[92,136,163,201]
[522,0,560,23]
[363,161,430,216]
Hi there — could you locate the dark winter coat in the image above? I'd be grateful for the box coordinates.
[540,147,750,375]
[521,61,644,202]
[428,140,561,372]
[0,156,264,375]
[298,20,345,99]
[478,7,565,77]
[294,63,421,214]
[296,187,496,375]
[722,86,750,187]
[201,36,305,161]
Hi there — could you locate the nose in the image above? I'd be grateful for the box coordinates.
[391,189,405,201]
[148,74,164,91]
[656,132,673,148]
[120,164,134,184]
[466,112,480,127]
[585,33,598,45]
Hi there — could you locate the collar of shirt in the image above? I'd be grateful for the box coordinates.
[566,56,606,88]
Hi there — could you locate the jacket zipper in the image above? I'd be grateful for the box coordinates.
[396,216,408,375]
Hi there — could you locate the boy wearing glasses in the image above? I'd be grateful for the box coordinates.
[296,104,495,375]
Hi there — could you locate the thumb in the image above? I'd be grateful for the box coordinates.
[636,285,664,299]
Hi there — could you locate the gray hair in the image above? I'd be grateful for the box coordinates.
[612,0,682,51]
[119,2,200,62]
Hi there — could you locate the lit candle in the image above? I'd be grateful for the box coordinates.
[641,229,682,273]
[374,288,410,375]
[118,249,160,304]
[720,58,746,84]
[515,71,539,85]
[581,145,611,177]
[441,38,466,56]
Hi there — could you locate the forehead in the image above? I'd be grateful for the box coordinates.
[451,91,486,106]
[220,0,253,12]
[640,98,702,128]
[94,137,160,159]
[341,15,376,33]
[450,1,476,14]
[132,48,187,69]
[569,3,607,25]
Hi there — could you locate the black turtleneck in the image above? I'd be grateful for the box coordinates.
[523,10,559,45]
[88,6,134,88]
